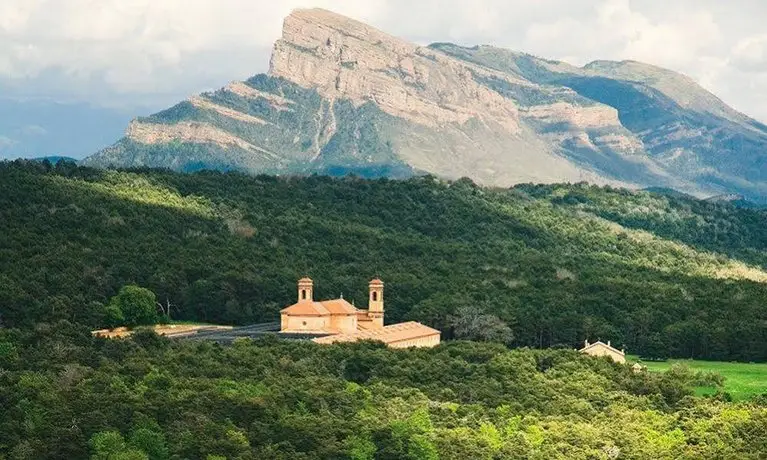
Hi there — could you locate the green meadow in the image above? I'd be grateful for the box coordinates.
[631,356,767,400]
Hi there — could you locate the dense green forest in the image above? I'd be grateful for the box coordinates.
[1,160,767,360]
[2,160,767,458]
[1,324,766,459]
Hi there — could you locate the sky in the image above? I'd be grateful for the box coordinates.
[0,0,766,122]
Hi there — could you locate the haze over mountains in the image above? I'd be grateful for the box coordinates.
[0,99,134,160]
[72,8,767,203]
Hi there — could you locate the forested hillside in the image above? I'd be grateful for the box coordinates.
[1,326,766,459]
[1,160,767,360]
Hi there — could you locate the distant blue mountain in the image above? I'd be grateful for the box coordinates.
[30,156,79,164]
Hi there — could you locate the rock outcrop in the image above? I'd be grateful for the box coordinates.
[84,8,767,203]
[271,9,523,132]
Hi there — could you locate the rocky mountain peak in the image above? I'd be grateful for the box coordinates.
[84,9,767,203]
[270,8,524,133]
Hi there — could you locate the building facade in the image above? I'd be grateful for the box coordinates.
[280,278,440,348]
[578,340,626,363]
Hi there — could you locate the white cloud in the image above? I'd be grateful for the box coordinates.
[0,0,765,122]
[732,34,767,72]
[0,135,17,149]
[19,124,47,136]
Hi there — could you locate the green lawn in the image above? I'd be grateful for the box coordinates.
[629,356,767,400]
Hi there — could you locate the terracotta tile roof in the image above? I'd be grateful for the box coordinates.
[280,301,329,316]
[313,321,440,345]
[281,298,359,316]
[369,278,384,286]
[298,277,313,283]
[319,299,359,315]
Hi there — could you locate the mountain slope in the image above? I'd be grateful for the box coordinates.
[84,8,767,202]
[433,44,767,199]
[3,161,767,360]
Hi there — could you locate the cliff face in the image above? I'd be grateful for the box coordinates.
[271,9,521,131]
[432,42,767,200]
[85,8,767,202]
[266,9,656,188]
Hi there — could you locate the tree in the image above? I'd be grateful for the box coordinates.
[449,307,514,344]
[346,435,377,460]
[129,428,168,460]
[90,431,127,459]
[108,286,158,328]
[641,333,668,361]
[408,434,438,460]
[155,299,174,323]
[89,431,149,460]
[104,303,126,330]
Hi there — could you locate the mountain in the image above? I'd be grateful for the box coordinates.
[84,8,767,203]
[3,160,767,360]
[0,98,134,160]
[31,156,79,164]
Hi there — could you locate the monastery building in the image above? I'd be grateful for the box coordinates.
[280,278,440,348]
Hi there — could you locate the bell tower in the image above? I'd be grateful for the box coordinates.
[298,277,313,302]
[368,278,384,328]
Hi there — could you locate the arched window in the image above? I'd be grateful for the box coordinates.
[372,291,378,301]
[302,289,307,300]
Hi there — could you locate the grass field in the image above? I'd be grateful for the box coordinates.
[629,356,767,400]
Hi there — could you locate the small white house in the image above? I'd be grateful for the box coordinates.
[579,340,626,363]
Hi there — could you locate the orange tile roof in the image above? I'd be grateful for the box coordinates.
[369,278,384,286]
[281,298,359,316]
[320,299,359,315]
[313,321,440,345]
[281,301,329,316]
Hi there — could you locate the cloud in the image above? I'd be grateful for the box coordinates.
[0,0,765,122]
[0,135,17,149]
[18,124,47,136]
[732,34,767,73]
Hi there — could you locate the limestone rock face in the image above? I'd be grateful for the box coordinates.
[126,120,256,149]
[271,9,522,132]
[85,8,767,203]
[262,8,666,188]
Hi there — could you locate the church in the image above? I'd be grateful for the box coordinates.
[280,278,440,348]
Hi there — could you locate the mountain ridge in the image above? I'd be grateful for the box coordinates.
[84,8,767,203]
